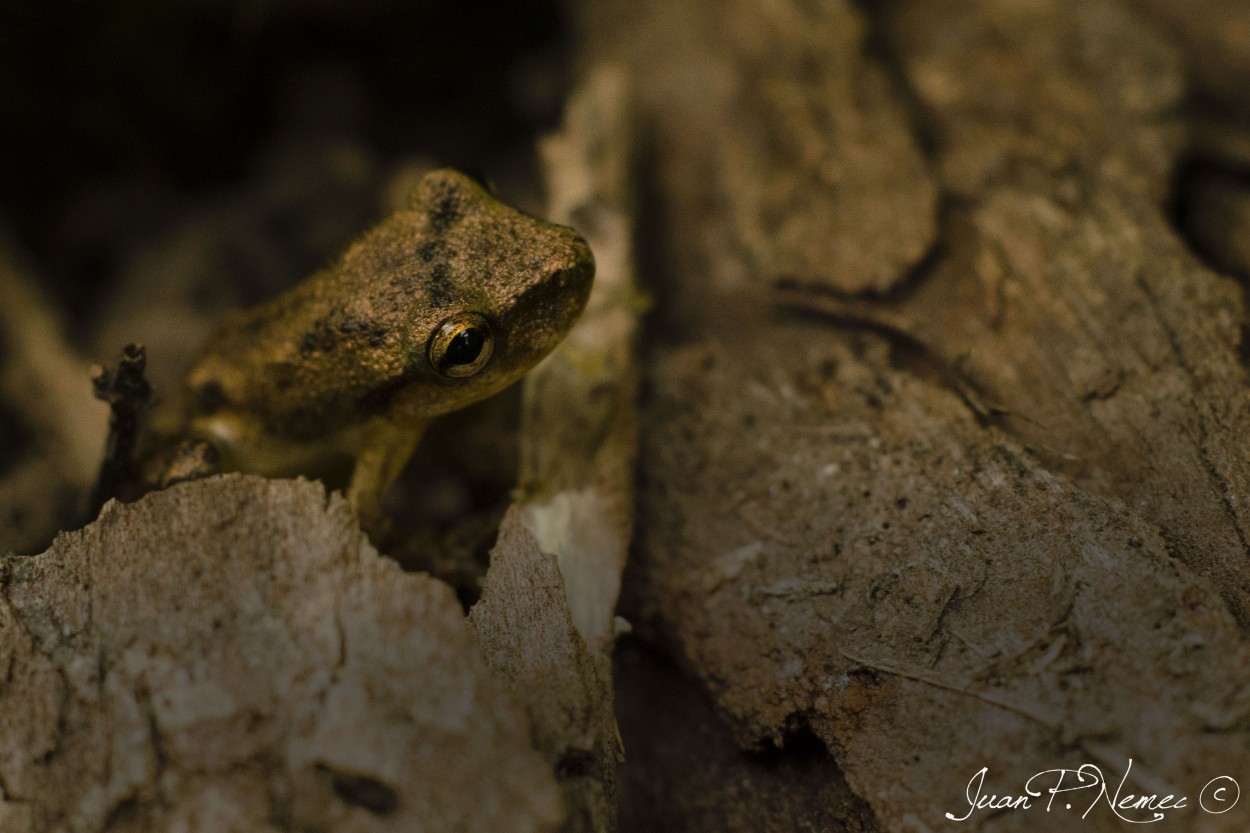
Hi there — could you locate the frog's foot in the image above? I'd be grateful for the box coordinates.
[346,421,425,539]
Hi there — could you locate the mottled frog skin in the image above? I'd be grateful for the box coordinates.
[176,168,594,520]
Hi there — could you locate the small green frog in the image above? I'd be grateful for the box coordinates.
[166,168,594,524]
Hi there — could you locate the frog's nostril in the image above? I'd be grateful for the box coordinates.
[551,262,593,296]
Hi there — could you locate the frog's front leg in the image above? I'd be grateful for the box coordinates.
[348,418,427,533]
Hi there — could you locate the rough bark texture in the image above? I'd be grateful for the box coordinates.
[0,476,561,832]
[469,511,617,833]
[469,66,640,833]
[861,0,1250,623]
[708,0,939,295]
[574,0,1250,830]
[577,0,937,300]
[6,0,1250,830]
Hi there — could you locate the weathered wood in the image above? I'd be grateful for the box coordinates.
[470,512,618,833]
[573,0,937,300]
[865,0,1250,624]
[578,0,1250,829]
[470,66,640,833]
[6,0,1250,829]
[0,476,561,832]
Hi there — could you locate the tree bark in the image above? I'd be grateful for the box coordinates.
[577,0,1250,830]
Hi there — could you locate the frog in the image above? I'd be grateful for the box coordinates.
[162,167,594,528]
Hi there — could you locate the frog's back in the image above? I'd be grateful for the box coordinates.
[184,257,418,442]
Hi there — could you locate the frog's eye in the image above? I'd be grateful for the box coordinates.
[428,312,494,378]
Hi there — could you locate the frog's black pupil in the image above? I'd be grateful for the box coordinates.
[446,327,485,366]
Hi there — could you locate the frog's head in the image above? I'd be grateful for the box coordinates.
[387,168,595,418]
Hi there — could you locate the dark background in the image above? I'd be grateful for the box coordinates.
[0,0,571,332]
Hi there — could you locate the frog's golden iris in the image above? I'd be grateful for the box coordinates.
[428,312,493,378]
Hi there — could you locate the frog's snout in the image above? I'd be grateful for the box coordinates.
[556,247,595,294]
[508,242,594,352]
[560,232,596,298]
[525,229,593,310]
[551,264,594,325]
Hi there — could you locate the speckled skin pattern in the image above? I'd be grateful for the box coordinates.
[178,168,594,493]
